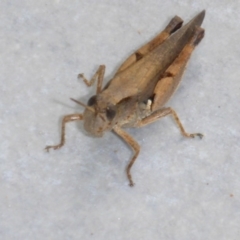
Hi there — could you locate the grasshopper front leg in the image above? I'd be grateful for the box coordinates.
[45,114,83,152]
[78,65,105,94]
[113,126,140,187]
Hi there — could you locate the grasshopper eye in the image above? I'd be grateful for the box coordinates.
[87,95,97,106]
[106,107,116,120]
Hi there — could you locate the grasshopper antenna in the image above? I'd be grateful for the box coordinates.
[70,98,95,113]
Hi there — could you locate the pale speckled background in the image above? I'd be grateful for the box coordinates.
[1,1,240,240]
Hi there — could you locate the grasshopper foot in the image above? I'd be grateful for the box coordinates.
[45,144,63,152]
[129,181,135,187]
[128,177,135,187]
[189,133,204,139]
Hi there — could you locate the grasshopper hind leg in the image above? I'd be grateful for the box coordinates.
[151,27,205,111]
[136,27,205,138]
[116,15,183,73]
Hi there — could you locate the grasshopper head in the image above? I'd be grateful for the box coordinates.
[82,95,116,137]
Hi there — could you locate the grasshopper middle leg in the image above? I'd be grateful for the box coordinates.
[113,126,140,187]
[137,107,203,139]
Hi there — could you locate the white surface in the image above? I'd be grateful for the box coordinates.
[1,1,240,240]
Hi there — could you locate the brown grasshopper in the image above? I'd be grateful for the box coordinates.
[46,10,205,186]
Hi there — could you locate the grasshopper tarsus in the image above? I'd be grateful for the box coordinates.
[193,133,204,139]
[77,73,83,78]
[45,144,62,152]
[180,131,204,139]
[127,164,136,187]
[185,131,204,139]
[129,181,135,187]
[45,146,51,152]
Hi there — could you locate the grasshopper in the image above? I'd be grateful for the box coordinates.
[46,10,205,186]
